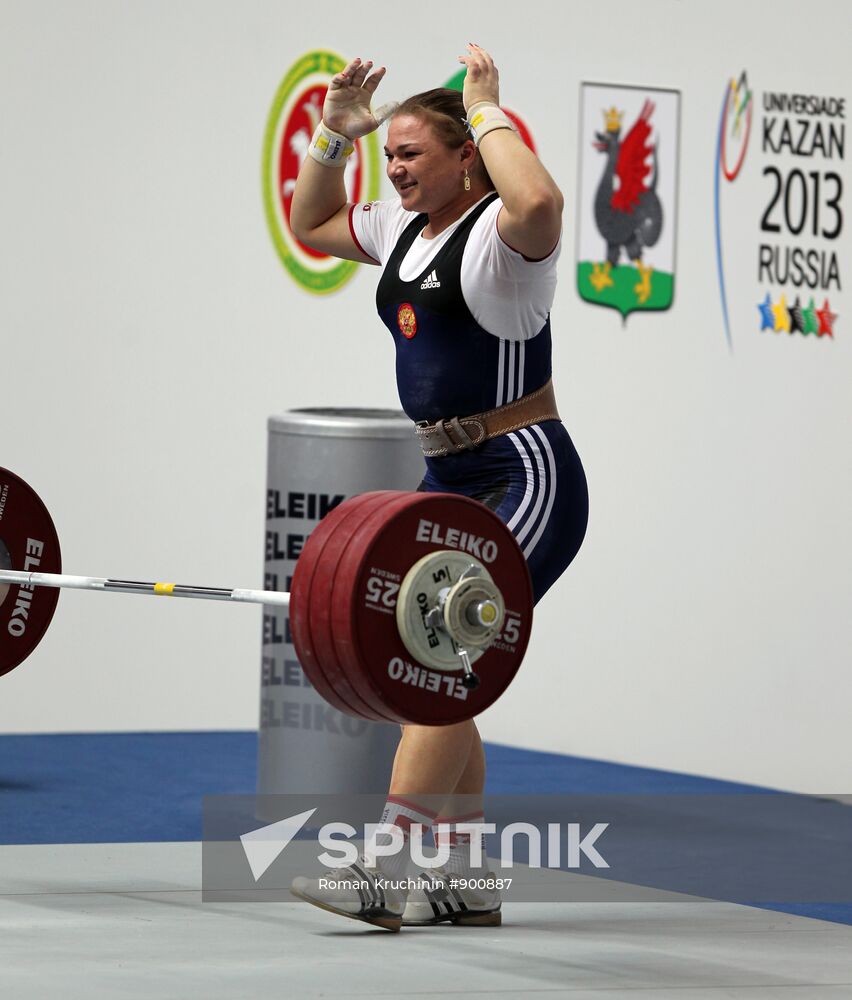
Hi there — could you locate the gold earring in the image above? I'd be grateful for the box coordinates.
[464,168,471,192]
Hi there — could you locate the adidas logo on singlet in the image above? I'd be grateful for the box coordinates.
[419,269,441,289]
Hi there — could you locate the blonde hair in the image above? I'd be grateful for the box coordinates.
[393,88,494,189]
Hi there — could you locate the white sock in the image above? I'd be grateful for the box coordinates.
[435,810,487,877]
[364,795,439,883]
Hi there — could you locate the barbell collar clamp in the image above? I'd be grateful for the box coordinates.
[457,647,481,690]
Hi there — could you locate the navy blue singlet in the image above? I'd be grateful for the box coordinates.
[375,194,588,604]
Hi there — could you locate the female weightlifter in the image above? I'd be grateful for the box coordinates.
[289,44,588,930]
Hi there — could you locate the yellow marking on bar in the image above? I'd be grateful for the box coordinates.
[154,582,176,596]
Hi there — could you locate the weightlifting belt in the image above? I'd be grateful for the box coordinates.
[415,379,560,458]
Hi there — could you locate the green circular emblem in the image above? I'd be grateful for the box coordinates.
[262,50,382,295]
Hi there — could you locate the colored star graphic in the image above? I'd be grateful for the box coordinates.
[788,297,804,334]
[757,293,774,331]
[771,294,790,333]
[802,298,819,336]
[816,299,837,338]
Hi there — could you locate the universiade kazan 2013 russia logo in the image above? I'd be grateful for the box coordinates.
[576,84,681,320]
[262,50,382,295]
[715,71,842,347]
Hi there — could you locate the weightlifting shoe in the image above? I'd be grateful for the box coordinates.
[290,860,407,932]
[402,866,502,926]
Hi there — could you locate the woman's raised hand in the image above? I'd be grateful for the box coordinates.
[323,58,395,139]
[457,43,500,111]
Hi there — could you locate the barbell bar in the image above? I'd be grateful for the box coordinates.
[0,467,534,724]
[0,570,290,608]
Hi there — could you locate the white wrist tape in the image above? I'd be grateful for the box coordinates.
[308,122,355,167]
[466,102,518,146]
[373,101,400,126]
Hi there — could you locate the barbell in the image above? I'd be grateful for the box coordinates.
[0,467,533,725]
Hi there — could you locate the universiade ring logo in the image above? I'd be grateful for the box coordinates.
[262,50,382,295]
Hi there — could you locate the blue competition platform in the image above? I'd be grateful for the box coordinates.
[0,731,848,926]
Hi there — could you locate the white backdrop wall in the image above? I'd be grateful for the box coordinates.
[1,0,849,792]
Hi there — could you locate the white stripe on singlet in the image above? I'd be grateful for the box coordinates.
[519,425,558,559]
[517,341,526,400]
[513,428,549,549]
[507,433,537,533]
[506,427,558,559]
[497,338,526,405]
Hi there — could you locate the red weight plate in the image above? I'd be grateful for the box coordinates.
[288,496,361,716]
[319,491,422,723]
[332,493,533,725]
[328,492,422,723]
[290,492,393,719]
[329,493,451,722]
[308,492,411,723]
[289,490,369,715]
[0,468,62,678]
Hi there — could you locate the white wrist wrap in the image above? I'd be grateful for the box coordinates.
[308,122,355,167]
[466,102,517,146]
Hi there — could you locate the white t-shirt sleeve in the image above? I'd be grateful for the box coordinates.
[349,199,412,266]
[461,197,561,342]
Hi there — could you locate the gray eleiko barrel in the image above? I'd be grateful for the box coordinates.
[258,408,426,794]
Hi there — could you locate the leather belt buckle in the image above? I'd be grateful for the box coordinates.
[411,380,559,458]
[441,417,477,454]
